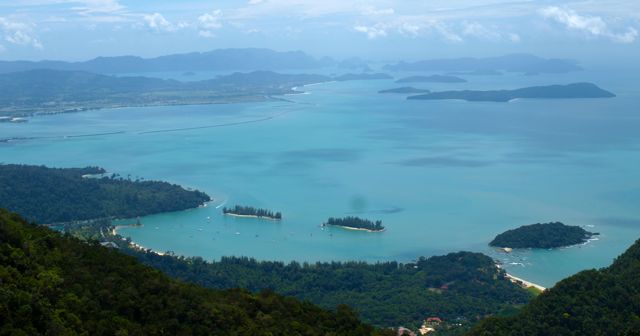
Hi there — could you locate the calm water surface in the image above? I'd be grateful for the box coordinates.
[1,69,639,287]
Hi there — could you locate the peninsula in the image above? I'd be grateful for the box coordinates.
[407,82,615,102]
[396,75,466,83]
[0,164,210,224]
[223,205,282,220]
[378,87,431,94]
[323,216,385,232]
[490,222,598,249]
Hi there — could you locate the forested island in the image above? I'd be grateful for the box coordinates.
[0,164,210,223]
[407,83,615,102]
[222,205,282,220]
[396,75,466,83]
[0,209,389,336]
[323,216,385,232]
[379,87,430,94]
[489,222,597,249]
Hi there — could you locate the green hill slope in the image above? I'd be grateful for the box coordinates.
[0,209,391,336]
[468,238,640,335]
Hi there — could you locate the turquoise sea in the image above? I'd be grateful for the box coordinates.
[1,68,639,287]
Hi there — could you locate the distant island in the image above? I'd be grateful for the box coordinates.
[379,87,430,94]
[490,222,598,249]
[396,75,466,83]
[323,216,385,232]
[334,73,392,81]
[383,54,582,74]
[223,205,282,220]
[0,164,210,223]
[407,83,615,102]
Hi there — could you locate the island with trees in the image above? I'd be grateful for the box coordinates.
[396,75,467,83]
[489,222,598,249]
[407,82,615,102]
[323,216,385,232]
[223,205,282,220]
[379,87,430,94]
[0,164,211,224]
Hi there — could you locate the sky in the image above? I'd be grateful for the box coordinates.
[0,0,639,63]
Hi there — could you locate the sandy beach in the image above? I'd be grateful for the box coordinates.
[326,224,385,233]
[224,213,281,221]
[505,272,547,292]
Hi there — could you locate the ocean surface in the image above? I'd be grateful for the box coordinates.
[1,68,639,287]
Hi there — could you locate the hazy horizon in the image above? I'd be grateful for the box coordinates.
[0,0,639,66]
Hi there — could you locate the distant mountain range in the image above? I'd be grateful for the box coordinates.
[384,54,582,74]
[0,48,371,74]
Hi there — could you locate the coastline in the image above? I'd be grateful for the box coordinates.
[496,264,547,292]
[223,213,281,221]
[325,224,385,233]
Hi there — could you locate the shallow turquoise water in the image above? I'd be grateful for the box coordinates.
[1,70,639,287]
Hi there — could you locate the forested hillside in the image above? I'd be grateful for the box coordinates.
[468,238,640,335]
[0,209,391,335]
[0,164,210,223]
[128,249,532,328]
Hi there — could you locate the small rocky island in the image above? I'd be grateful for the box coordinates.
[222,205,282,220]
[408,82,615,102]
[379,87,430,94]
[490,222,598,249]
[323,216,385,232]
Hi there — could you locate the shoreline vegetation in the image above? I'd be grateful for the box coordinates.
[323,216,385,232]
[223,205,282,220]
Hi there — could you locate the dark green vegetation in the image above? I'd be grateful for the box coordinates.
[396,75,466,83]
[0,164,210,223]
[378,87,431,94]
[469,238,640,335]
[383,54,582,74]
[223,205,282,220]
[0,210,391,336]
[0,69,330,116]
[334,73,393,81]
[408,83,615,102]
[129,250,533,329]
[324,216,385,232]
[490,222,597,249]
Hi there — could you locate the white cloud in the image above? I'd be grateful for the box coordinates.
[198,10,222,37]
[248,0,263,4]
[143,12,177,32]
[362,7,394,17]
[541,6,638,43]
[0,17,43,49]
[462,21,520,42]
[354,25,386,39]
